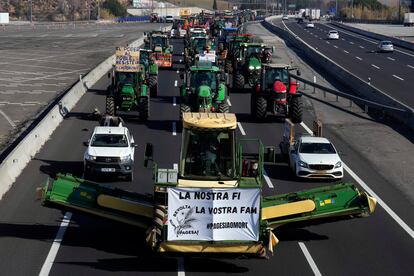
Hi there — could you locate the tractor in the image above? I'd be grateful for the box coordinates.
[251,64,303,123]
[106,47,149,121]
[184,36,216,67]
[232,43,273,90]
[180,61,230,115]
[221,34,252,73]
[139,49,158,97]
[39,113,376,258]
[144,31,173,68]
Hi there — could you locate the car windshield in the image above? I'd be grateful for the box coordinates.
[329,31,337,34]
[181,129,235,180]
[381,41,392,45]
[191,71,217,90]
[265,68,289,88]
[299,142,336,154]
[91,134,128,147]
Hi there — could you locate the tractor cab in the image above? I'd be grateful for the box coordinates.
[144,31,173,68]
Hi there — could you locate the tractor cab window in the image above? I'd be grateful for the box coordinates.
[193,38,207,52]
[191,71,217,91]
[117,72,135,86]
[181,129,235,179]
[152,36,167,47]
[264,68,289,89]
[139,51,149,66]
[246,46,262,58]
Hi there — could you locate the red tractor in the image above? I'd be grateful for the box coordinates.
[251,64,303,123]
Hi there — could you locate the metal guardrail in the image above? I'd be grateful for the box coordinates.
[292,74,409,114]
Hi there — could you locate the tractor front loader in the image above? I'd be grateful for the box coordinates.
[39,113,376,258]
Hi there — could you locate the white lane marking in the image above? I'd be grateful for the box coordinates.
[179,59,182,63]
[341,38,345,41]
[173,96,177,106]
[176,70,179,74]
[393,74,404,81]
[371,64,380,69]
[326,41,330,44]
[172,122,177,136]
[387,57,395,61]
[39,212,72,276]
[344,50,349,54]
[350,41,354,45]
[237,122,246,136]
[359,45,365,49]
[333,45,338,48]
[408,65,414,69]
[356,56,362,60]
[299,242,322,276]
[173,163,178,170]
[174,80,178,87]
[0,109,16,128]
[227,98,232,107]
[177,257,185,276]
[263,170,274,189]
[300,122,414,239]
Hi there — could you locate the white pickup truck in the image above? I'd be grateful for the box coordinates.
[84,124,136,181]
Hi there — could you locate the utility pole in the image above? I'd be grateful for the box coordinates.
[351,0,354,18]
[97,0,100,20]
[336,0,338,18]
[88,0,91,21]
[29,0,33,23]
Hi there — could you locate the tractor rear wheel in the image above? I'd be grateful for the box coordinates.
[255,96,267,120]
[218,101,230,113]
[105,96,115,116]
[148,75,158,98]
[225,62,232,73]
[289,96,303,123]
[139,97,149,121]
[180,103,191,119]
[234,73,245,90]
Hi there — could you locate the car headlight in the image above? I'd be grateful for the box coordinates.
[120,155,131,162]
[334,161,342,168]
[85,153,96,161]
[249,65,254,70]
[298,160,308,168]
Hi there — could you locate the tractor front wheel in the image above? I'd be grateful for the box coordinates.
[234,73,245,90]
[148,75,158,98]
[254,96,267,120]
[289,96,303,123]
[105,96,115,116]
[218,101,230,113]
[139,97,149,121]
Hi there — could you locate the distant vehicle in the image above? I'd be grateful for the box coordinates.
[377,41,394,53]
[166,15,174,23]
[327,30,339,40]
[84,125,136,181]
[288,136,343,179]
[150,13,159,23]
[282,15,289,20]
[403,13,414,27]
[306,22,314,28]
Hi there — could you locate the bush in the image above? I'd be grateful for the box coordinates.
[102,0,127,17]
[100,8,114,20]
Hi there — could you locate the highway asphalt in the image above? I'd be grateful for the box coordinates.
[0,30,412,275]
[281,20,414,111]
[0,22,167,153]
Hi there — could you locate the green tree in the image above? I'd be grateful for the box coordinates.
[102,0,127,17]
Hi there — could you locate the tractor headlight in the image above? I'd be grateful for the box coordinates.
[85,153,96,161]
[255,66,261,69]
[298,160,309,168]
[249,65,254,70]
[120,155,132,162]
[334,161,342,168]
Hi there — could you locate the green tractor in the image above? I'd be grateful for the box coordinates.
[232,43,273,90]
[39,113,376,257]
[144,31,173,68]
[184,36,216,67]
[251,64,303,123]
[222,34,252,73]
[106,47,149,121]
[139,49,158,97]
[180,61,230,115]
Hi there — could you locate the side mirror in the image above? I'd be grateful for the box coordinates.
[296,70,301,76]
[264,146,276,163]
[144,143,154,168]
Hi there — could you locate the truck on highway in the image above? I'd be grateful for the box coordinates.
[40,113,376,258]
[404,13,414,27]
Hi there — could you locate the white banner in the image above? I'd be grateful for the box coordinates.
[167,188,260,241]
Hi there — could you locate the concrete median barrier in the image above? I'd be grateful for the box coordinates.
[0,37,144,200]
[262,17,414,131]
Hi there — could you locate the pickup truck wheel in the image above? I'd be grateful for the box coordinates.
[106,96,115,116]
[289,96,303,123]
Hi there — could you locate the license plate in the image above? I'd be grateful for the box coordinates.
[101,168,115,172]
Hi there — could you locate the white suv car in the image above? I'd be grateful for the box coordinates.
[84,126,136,181]
[289,136,343,179]
[327,30,339,40]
